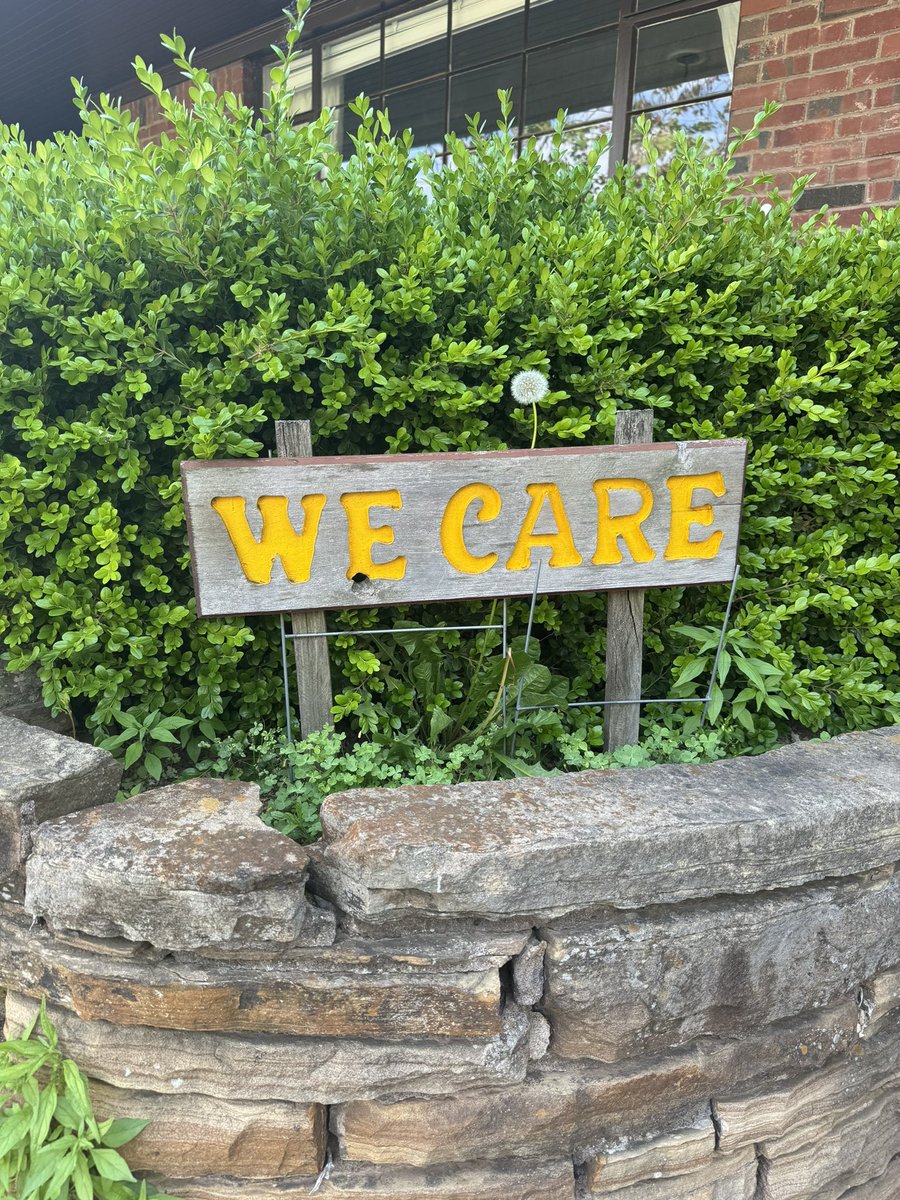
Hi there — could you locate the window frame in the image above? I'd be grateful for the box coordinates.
[256,0,739,166]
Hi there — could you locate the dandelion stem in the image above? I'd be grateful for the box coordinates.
[530,402,538,450]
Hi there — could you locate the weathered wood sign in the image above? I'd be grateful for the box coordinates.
[181,440,747,618]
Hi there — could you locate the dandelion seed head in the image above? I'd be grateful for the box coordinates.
[511,369,549,407]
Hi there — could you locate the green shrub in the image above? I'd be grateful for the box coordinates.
[0,9,897,781]
[206,719,731,843]
[0,1002,171,1198]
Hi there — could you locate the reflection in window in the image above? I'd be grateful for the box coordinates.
[452,0,524,69]
[527,0,618,47]
[384,2,448,89]
[629,96,733,166]
[632,4,739,111]
[524,29,616,131]
[628,3,738,166]
[384,79,448,154]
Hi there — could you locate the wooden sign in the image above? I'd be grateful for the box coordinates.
[181,440,747,618]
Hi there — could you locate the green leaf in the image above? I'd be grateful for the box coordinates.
[0,1106,31,1157]
[90,1147,136,1182]
[72,1150,94,1200]
[144,752,163,781]
[123,741,143,769]
[100,1118,150,1149]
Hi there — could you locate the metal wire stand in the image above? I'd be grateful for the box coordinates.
[511,562,741,747]
[279,564,740,762]
[279,600,509,748]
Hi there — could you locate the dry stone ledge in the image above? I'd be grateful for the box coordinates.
[584,1127,757,1199]
[150,1160,576,1200]
[1,723,899,1200]
[89,1081,326,1179]
[4,993,532,1105]
[542,867,900,1062]
[333,999,859,1167]
[757,1086,900,1200]
[25,778,318,952]
[715,1012,900,1155]
[0,714,120,901]
[314,728,900,923]
[0,905,518,1040]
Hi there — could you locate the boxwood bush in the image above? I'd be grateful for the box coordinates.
[1,13,898,782]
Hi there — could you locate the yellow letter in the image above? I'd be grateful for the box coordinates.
[211,494,326,584]
[665,472,726,560]
[341,490,406,581]
[440,483,502,574]
[506,483,582,571]
[593,479,655,565]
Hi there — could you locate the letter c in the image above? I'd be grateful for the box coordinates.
[440,483,502,574]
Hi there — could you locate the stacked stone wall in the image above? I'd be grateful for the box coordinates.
[1,711,899,1199]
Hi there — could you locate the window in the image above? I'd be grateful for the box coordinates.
[264,0,740,170]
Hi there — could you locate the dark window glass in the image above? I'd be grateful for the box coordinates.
[322,25,382,111]
[527,0,619,47]
[383,2,449,89]
[285,0,739,170]
[524,27,616,129]
[452,0,524,70]
[449,56,521,136]
[632,3,739,111]
[333,101,377,158]
[383,78,449,150]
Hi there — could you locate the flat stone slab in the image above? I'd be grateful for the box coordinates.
[0,715,120,901]
[5,993,532,1105]
[542,868,900,1062]
[315,728,900,922]
[715,1012,900,1155]
[0,664,68,734]
[839,1161,900,1200]
[25,779,315,951]
[0,906,518,1040]
[151,1160,576,1200]
[584,1127,757,1200]
[90,1082,326,1179]
[758,1084,900,1200]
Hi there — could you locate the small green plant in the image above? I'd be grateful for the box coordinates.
[554,725,729,771]
[204,717,731,843]
[96,707,197,782]
[0,1002,172,1199]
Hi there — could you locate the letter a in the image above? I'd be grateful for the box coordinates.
[506,483,582,571]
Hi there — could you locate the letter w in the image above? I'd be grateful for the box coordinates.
[210,495,326,584]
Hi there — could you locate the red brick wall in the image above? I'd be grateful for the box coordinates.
[730,0,900,221]
[123,59,257,147]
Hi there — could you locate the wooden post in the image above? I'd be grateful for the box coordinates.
[274,420,334,738]
[603,409,654,752]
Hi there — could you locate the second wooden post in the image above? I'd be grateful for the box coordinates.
[603,408,654,752]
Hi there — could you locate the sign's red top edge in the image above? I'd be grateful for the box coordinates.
[180,439,748,473]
